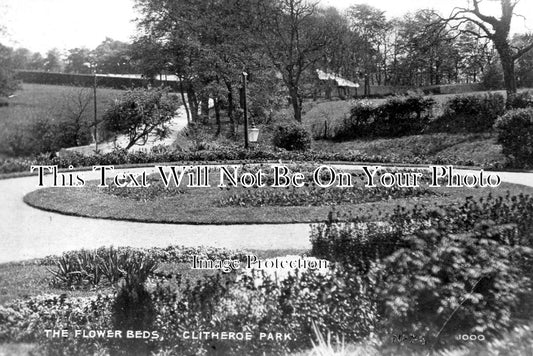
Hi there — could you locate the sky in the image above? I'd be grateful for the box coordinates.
[1,0,532,54]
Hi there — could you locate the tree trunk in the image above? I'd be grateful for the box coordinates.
[186,85,199,122]
[214,98,221,136]
[178,77,190,124]
[200,99,209,124]
[289,86,302,122]
[225,81,236,136]
[495,38,517,96]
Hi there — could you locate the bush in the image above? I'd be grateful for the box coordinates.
[310,194,533,345]
[431,93,505,133]
[334,96,435,140]
[494,108,533,168]
[272,122,311,151]
[152,266,377,355]
[111,253,157,356]
[103,87,180,150]
[506,91,533,109]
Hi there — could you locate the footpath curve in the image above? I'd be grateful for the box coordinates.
[1,165,532,263]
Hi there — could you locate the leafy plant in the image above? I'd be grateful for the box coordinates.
[494,108,533,168]
[103,87,180,150]
[272,122,312,151]
[431,93,505,133]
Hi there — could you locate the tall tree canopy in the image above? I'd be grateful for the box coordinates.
[0,43,21,98]
[439,0,533,95]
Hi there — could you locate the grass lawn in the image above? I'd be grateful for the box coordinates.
[23,165,533,224]
[0,83,126,157]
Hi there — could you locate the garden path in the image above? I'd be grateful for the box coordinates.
[0,166,531,263]
[59,105,189,156]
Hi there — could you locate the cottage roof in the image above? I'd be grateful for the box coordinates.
[316,69,359,88]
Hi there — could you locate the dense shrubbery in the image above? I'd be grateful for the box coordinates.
[324,96,435,140]
[272,122,312,151]
[149,265,377,355]
[494,108,533,168]
[506,91,533,109]
[430,93,505,133]
[310,193,533,346]
[314,93,506,140]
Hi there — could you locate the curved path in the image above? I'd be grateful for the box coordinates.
[1,165,532,263]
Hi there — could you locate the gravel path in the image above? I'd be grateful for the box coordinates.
[0,166,531,263]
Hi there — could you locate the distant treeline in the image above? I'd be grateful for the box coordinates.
[15,70,183,91]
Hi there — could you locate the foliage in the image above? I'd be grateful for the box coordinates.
[40,245,249,267]
[103,87,180,149]
[272,122,312,151]
[0,43,21,98]
[150,266,377,355]
[310,193,533,346]
[481,62,504,90]
[47,247,158,288]
[331,96,435,140]
[431,93,505,133]
[111,253,157,356]
[494,108,533,168]
[0,293,113,349]
[506,91,533,110]
[0,83,123,157]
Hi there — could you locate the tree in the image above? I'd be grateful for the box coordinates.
[93,38,134,74]
[347,4,389,88]
[103,87,179,150]
[28,52,45,70]
[65,48,92,74]
[11,48,33,70]
[256,0,332,122]
[43,49,63,72]
[0,43,20,98]
[514,33,533,87]
[58,87,94,146]
[440,0,533,95]
[134,0,283,134]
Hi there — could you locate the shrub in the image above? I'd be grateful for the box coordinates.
[494,108,533,168]
[431,93,505,133]
[506,91,533,109]
[310,194,533,345]
[111,253,157,356]
[272,122,311,151]
[103,87,180,150]
[47,247,159,288]
[336,96,435,140]
[152,266,377,355]
[377,96,435,137]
